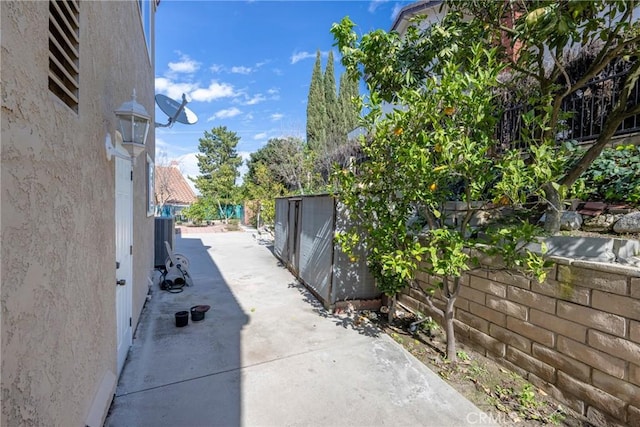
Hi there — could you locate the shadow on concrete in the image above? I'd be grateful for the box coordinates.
[286,280,380,339]
[105,235,249,427]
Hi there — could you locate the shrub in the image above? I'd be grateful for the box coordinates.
[570,144,640,204]
[226,219,240,231]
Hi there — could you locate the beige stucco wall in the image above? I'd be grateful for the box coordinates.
[1,1,155,426]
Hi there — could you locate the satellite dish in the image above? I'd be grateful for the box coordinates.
[155,93,198,128]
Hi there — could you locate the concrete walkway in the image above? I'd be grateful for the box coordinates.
[105,229,497,427]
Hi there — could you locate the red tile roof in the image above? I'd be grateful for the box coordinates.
[155,165,198,206]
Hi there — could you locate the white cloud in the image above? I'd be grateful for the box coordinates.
[368,0,388,13]
[210,64,224,73]
[154,136,197,162]
[291,51,319,64]
[270,113,284,121]
[265,88,281,101]
[255,60,270,68]
[191,81,236,102]
[245,113,254,121]
[231,66,252,75]
[155,77,198,101]
[245,94,266,105]
[253,132,268,140]
[272,68,283,76]
[155,137,170,150]
[208,107,242,121]
[156,77,237,103]
[168,54,200,74]
[175,153,201,194]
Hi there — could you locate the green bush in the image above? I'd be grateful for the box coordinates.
[181,202,207,225]
[226,218,240,231]
[570,144,640,204]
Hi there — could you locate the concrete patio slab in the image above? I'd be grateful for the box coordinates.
[105,229,497,426]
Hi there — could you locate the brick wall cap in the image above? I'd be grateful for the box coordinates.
[571,259,640,277]
[547,255,574,266]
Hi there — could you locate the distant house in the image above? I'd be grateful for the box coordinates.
[2,1,158,426]
[155,161,198,217]
[390,0,445,34]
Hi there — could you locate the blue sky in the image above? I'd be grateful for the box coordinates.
[154,0,413,180]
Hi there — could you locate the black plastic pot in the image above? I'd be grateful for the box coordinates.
[175,311,189,327]
[190,305,210,322]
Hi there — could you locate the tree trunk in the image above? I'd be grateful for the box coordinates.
[542,182,562,234]
[217,200,229,224]
[388,294,396,324]
[444,290,457,363]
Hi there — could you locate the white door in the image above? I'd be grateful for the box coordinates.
[115,144,133,376]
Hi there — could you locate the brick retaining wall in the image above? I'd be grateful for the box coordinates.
[399,259,640,426]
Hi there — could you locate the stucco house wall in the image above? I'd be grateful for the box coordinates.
[1,1,156,426]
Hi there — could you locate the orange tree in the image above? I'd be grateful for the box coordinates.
[452,0,640,232]
[331,14,552,362]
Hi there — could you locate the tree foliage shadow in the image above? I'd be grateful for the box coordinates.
[287,280,380,338]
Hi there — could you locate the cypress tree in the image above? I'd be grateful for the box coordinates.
[306,50,326,151]
[323,50,339,150]
[338,71,360,138]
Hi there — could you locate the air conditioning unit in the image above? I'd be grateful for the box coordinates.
[154,217,175,267]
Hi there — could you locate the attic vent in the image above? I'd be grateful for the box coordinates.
[48,0,80,112]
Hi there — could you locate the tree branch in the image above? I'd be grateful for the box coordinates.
[409,279,444,318]
[572,33,640,92]
[560,60,640,187]
[589,4,636,66]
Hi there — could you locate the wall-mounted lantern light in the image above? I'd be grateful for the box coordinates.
[105,89,151,164]
[115,89,151,158]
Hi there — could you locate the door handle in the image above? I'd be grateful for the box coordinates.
[116,279,126,286]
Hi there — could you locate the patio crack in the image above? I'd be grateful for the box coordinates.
[114,345,335,398]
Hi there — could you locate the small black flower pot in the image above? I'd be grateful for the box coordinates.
[190,305,210,322]
[175,311,189,327]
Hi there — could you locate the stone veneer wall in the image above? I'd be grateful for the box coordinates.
[399,258,640,426]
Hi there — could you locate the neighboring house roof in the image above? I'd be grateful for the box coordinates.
[391,0,443,33]
[155,163,198,205]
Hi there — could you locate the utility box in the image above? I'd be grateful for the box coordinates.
[154,217,175,267]
[275,194,379,309]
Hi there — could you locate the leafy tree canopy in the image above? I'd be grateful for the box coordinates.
[245,136,309,194]
[192,126,243,219]
[332,13,553,361]
[447,0,640,231]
